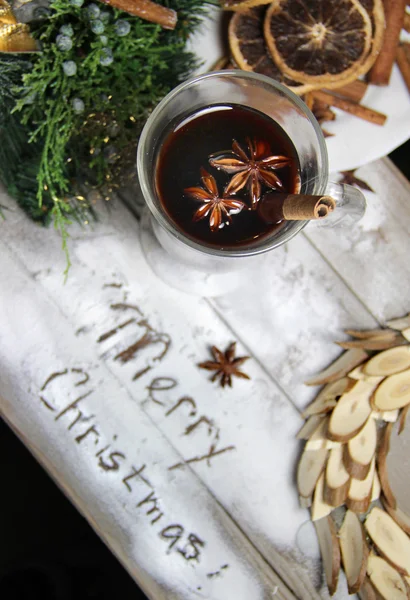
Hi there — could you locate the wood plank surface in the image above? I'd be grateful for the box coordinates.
[0,223,296,600]
[0,188,323,599]
[1,157,409,600]
[305,159,410,321]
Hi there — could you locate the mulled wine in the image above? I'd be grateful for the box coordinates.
[154,103,301,249]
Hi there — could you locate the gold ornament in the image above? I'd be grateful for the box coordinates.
[0,0,17,24]
[0,0,37,52]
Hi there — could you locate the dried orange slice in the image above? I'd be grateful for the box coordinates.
[297,0,384,90]
[264,0,373,86]
[222,0,272,12]
[356,0,385,74]
[228,7,315,95]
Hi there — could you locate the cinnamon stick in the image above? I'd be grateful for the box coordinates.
[258,192,336,223]
[99,0,177,29]
[403,41,410,61]
[404,11,410,32]
[209,56,235,71]
[312,90,387,126]
[312,98,336,123]
[304,92,314,111]
[368,0,407,85]
[396,44,410,93]
[324,80,368,103]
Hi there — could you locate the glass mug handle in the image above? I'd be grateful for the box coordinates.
[312,182,367,228]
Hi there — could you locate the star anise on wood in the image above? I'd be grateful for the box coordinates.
[184,168,246,232]
[339,170,374,193]
[209,138,291,209]
[198,342,250,388]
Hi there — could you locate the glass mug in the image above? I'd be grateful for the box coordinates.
[137,71,365,296]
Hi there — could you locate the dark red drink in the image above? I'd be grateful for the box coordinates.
[155,103,300,249]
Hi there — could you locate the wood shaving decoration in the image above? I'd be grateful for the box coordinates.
[298,314,410,597]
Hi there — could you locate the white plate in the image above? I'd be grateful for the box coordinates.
[188,8,410,173]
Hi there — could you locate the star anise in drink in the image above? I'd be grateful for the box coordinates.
[198,342,250,388]
[184,167,246,232]
[209,138,291,209]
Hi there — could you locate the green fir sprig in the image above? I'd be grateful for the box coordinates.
[0,0,213,272]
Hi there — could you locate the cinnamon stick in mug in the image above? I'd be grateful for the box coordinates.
[258,193,336,224]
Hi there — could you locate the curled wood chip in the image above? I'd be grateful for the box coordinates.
[349,366,384,385]
[345,329,398,340]
[305,418,341,451]
[367,554,407,600]
[314,515,340,596]
[401,327,410,342]
[364,346,410,377]
[297,447,328,503]
[337,335,405,351]
[340,510,369,594]
[344,417,377,480]
[325,446,350,507]
[382,498,410,536]
[371,409,399,422]
[300,495,312,509]
[302,397,337,419]
[405,577,410,597]
[302,378,352,418]
[349,366,366,380]
[358,576,377,600]
[346,458,375,514]
[386,314,410,331]
[303,318,410,599]
[312,472,333,521]
[372,369,410,411]
[377,423,397,509]
[371,470,381,502]
[398,404,410,435]
[297,415,324,440]
[305,349,368,386]
[328,380,375,442]
[365,507,410,576]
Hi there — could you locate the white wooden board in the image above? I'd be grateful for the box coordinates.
[1,157,410,600]
[306,159,410,321]
[0,216,295,600]
[0,189,318,600]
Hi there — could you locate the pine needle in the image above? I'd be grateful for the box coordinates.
[0,0,210,274]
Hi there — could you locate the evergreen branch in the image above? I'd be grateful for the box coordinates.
[1,0,212,274]
[52,202,72,281]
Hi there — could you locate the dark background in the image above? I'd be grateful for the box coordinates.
[1,141,409,600]
[0,419,145,600]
